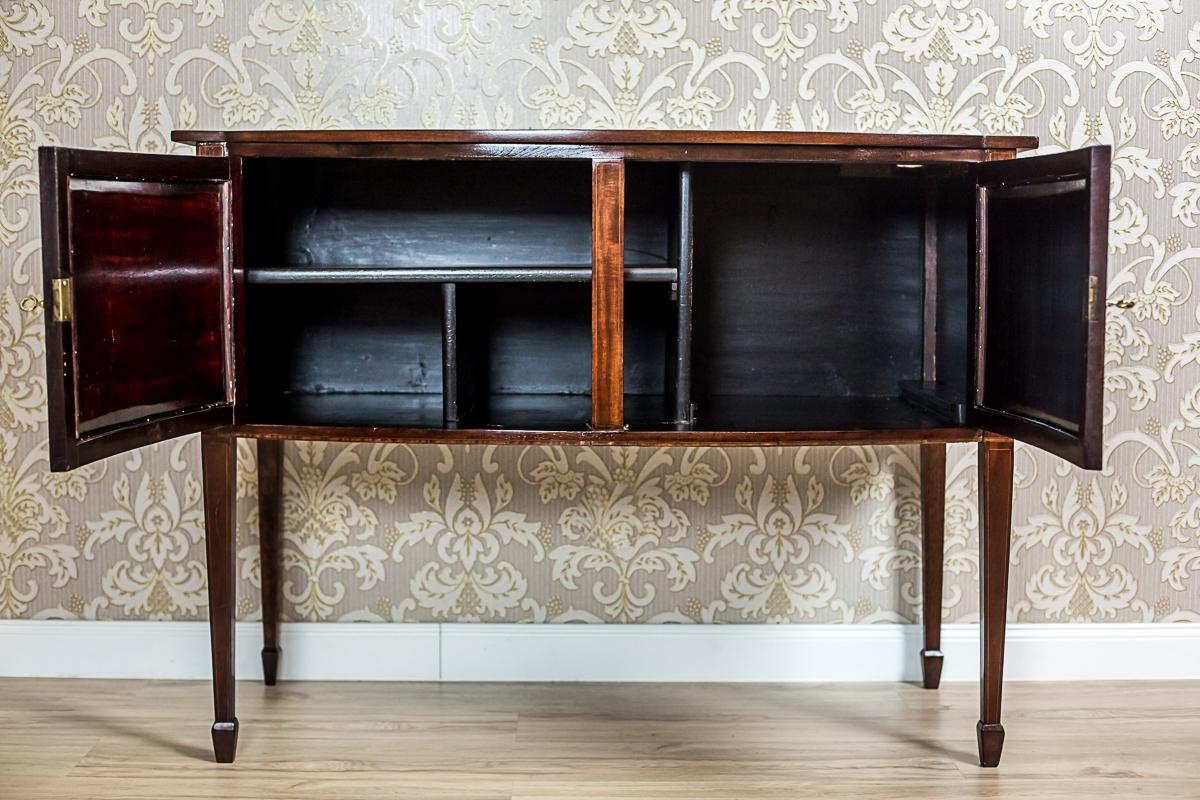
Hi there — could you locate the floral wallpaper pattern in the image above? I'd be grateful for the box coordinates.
[2,0,1198,624]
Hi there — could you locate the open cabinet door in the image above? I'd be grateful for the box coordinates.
[40,148,233,471]
[971,146,1109,469]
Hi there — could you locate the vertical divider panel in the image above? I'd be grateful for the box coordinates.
[592,158,625,430]
[674,163,695,428]
[442,282,459,428]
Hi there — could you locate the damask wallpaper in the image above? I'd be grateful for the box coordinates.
[1,0,1198,625]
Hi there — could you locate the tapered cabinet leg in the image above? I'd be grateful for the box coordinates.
[919,442,946,690]
[977,436,1014,768]
[257,439,284,686]
[202,431,239,763]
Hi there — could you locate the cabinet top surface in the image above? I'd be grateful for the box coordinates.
[171,128,1038,150]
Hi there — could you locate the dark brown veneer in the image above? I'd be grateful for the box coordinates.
[172,128,1038,150]
[971,147,1109,469]
[40,131,1110,770]
[39,148,233,471]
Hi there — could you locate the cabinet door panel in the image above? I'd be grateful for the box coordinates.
[40,148,233,470]
[971,146,1108,469]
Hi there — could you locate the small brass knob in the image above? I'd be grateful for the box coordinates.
[19,295,43,314]
[1107,298,1135,309]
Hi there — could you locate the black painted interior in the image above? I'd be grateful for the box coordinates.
[241,158,974,431]
[981,183,1088,433]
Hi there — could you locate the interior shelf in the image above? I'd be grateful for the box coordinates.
[246,264,678,284]
[249,392,446,428]
[247,392,674,431]
[674,395,956,432]
[249,393,952,432]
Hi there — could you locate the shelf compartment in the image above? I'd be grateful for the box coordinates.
[449,282,594,430]
[690,162,926,402]
[244,281,601,431]
[243,283,445,426]
[616,162,952,433]
[246,265,678,284]
[242,157,674,272]
[618,162,694,429]
[243,158,597,269]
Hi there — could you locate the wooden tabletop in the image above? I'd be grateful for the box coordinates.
[172,128,1039,150]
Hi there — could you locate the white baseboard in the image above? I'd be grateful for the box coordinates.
[1,621,1196,682]
[0,620,439,681]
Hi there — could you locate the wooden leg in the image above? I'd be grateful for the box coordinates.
[919,442,946,690]
[257,439,284,686]
[977,435,1013,768]
[202,431,239,764]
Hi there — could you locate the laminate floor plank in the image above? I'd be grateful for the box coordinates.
[1,678,1196,799]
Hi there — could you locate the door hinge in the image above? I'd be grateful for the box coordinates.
[51,278,72,322]
[1085,275,1098,322]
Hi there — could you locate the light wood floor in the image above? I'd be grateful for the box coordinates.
[3,678,1198,799]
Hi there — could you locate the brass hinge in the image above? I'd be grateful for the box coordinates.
[51,277,72,322]
[1085,275,1098,322]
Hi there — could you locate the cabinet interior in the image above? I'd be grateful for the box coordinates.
[239,157,974,431]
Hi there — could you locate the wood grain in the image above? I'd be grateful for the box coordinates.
[201,430,239,763]
[38,147,234,471]
[4,678,1195,799]
[970,147,1110,469]
[173,128,1039,150]
[256,438,283,687]
[591,158,625,430]
[211,141,1011,164]
[977,434,1014,767]
[241,158,606,270]
[919,442,946,690]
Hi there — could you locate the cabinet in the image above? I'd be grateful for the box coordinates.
[37,130,1110,767]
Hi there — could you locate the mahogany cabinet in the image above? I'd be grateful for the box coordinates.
[37,130,1111,767]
